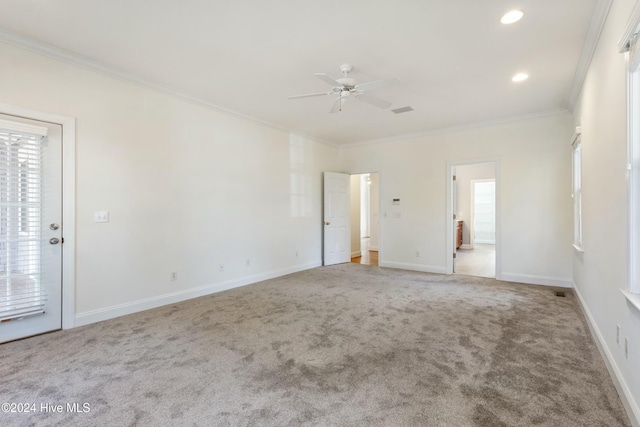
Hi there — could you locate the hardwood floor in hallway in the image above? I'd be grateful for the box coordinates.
[351,237,378,266]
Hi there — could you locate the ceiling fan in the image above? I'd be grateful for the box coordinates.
[288,64,400,113]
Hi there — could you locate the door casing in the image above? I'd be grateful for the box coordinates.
[0,103,76,330]
[446,158,500,277]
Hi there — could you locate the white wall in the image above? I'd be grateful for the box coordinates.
[0,42,339,324]
[350,175,361,257]
[341,113,574,285]
[456,162,495,246]
[572,0,640,422]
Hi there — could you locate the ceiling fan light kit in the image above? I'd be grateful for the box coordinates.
[289,64,400,113]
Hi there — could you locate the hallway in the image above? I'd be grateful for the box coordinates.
[455,244,495,278]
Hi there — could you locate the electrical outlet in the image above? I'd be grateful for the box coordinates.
[625,337,629,360]
[170,271,177,281]
[218,264,225,272]
[616,324,620,345]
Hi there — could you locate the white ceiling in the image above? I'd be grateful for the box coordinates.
[0,0,600,145]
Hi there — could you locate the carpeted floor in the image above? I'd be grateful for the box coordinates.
[0,264,630,426]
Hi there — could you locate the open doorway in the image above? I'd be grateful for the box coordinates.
[451,162,496,278]
[350,173,379,266]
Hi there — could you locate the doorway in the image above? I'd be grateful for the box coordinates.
[350,173,379,266]
[0,114,64,343]
[449,161,498,278]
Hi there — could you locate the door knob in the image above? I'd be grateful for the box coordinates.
[325,221,330,225]
[49,238,60,245]
[49,223,60,231]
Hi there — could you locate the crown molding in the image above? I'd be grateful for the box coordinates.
[0,29,340,149]
[567,0,614,111]
[341,108,570,149]
[0,28,577,151]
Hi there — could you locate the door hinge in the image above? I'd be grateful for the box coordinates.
[453,214,456,220]
[61,237,64,244]
[453,253,456,259]
[452,175,457,181]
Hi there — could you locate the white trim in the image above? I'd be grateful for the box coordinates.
[0,29,574,151]
[75,261,321,327]
[499,273,573,288]
[0,30,339,149]
[0,102,76,330]
[619,0,640,53]
[620,288,640,313]
[573,243,585,253]
[446,158,501,278]
[568,0,615,110]
[348,169,383,268]
[574,284,640,427]
[379,261,447,275]
[343,109,569,148]
[460,244,473,250]
[351,251,362,258]
[629,65,640,294]
[369,246,379,251]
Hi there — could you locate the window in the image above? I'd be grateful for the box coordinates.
[0,125,46,321]
[572,131,583,252]
[621,5,640,294]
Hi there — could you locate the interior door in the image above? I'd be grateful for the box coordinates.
[0,114,62,343]
[324,172,350,265]
[452,171,457,272]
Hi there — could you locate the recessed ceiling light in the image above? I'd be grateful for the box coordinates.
[501,10,524,24]
[512,72,529,82]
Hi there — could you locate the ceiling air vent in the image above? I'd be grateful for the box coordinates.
[391,106,414,114]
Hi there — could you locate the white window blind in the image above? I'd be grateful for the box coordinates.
[621,8,640,293]
[572,131,583,251]
[0,122,47,321]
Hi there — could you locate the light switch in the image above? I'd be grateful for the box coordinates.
[94,211,109,223]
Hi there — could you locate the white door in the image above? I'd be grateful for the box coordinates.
[452,171,458,272]
[324,172,350,265]
[0,114,63,343]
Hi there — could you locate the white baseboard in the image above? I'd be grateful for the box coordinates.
[499,272,573,288]
[74,261,321,327]
[573,284,640,427]
[379,261,447,275]
[351,251,361,258]
[369,246,379,251]
[460,244,473,250]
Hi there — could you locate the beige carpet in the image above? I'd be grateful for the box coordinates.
[0,264,630,426]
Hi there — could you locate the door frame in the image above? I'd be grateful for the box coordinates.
[0,102,76,330]
[446,158,500,277]
[349,170,382,265]
[469,178,496,247]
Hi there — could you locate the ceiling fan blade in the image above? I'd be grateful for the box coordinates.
[355,93,392,109]
[288,92,331,99]
[355,78,400,92]
[329,97,344,113]
[315,73,342,87]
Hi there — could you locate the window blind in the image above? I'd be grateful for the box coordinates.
[0,124,46,322]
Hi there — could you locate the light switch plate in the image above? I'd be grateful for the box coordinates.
[94,211,109,223]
